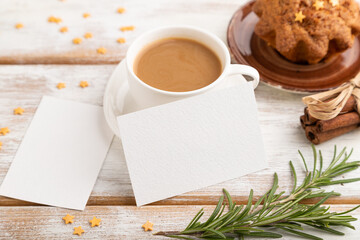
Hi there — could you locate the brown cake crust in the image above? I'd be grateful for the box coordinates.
[253,0,360,64]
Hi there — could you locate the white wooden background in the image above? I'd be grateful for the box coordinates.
[0,0,360,239]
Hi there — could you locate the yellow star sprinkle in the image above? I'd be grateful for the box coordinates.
[89,216,101,227]
[142,221,153,231]
[15,23,23,29]
[14,107,24,115]
[120,26,135,32]
[62,214,74,224]
[295,11,306,23]
[59,27,68,33]
[73,226,84,236]
[48,16,62,24]
[117,38,126,44]
[313,0,324,10]
[117,7,126,14]
[0,141,2,150]
[330,0,339,7]
[84,32,93,39]
[83,13,91,18]
[97,47,107,54]
[79,81,89,88]
[0,127,10,136]
[73,38,82,44]
[57,82,66,89]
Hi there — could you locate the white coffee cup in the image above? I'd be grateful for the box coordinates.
[125,26,259,108]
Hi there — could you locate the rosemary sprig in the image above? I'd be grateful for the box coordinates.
[155,146,360,240]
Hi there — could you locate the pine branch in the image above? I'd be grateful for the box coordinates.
[154,146,360,240]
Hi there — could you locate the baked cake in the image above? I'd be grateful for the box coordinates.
[253,0,360,64]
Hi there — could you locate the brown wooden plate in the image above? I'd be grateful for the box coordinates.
[227,1,360,93]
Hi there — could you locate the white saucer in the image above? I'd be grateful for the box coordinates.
[103,60,142,138]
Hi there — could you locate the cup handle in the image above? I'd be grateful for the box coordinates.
[225,64,260,89]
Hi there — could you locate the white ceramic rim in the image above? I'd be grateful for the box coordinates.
[126,25,231,97]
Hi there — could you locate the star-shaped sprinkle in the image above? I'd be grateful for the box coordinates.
[14,107,24,115]
[295,11,306,23]
[97,47,107,54]
[79,81,89,88]
[62,214,74,224]
[117,7,126,14]
[84,32,93,39]
[48,16,62,24]
[89,216,101,227]
[73,38,82,44]
[142,221,153,231]
[0,127,10,136]
[83,13,91,18]
[117,38,126,44]
[120,26,135,32]
[73,226,84,236]
[57,82,66,89]
[15,23,23,29]
[330,0,339,7]
[313,0,324,10]
[0,142,3,150]
[59,27,68,33]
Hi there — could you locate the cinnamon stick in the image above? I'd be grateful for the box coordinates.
[305,124,359,145]
[300,115,315,129]
[304,95,356,123]
[343,95,356,112]
[304,108,318,124]
[316,112,360,132]
[300,115,306,129]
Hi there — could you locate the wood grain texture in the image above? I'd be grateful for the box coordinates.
[1,65,360,206]
[0,205,359,239]
[0,0,251,64]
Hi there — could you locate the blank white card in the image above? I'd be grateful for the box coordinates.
[118,83,267,206]
[0,96,113,210]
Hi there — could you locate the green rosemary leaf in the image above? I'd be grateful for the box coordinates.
[312,145,317,180]
[318,150,323,177]
[328,166,359,178]
[274,222,304,230]
[223,189,234,211]
[185,209,204,230]
[167,235,194,240]
[278,226,322,240]
[302,222,345,235]
[304,191,340,199]
[252,208,304,226]
[301,192,334,214]
[241,231,283,238]
[336,205,360,215]
[290,213,336,221]
[203,229,226,239]
[266,174,279,205]
[298,150,309,172]
[223,227,263,232]
[327,178,360,185]
[234,189,253,222]
[252,194,266,212]
[327,221,356,229]
[290,161,297,194]
[218,206,243,229]
[325,147,346,173]
[201,196,224,228]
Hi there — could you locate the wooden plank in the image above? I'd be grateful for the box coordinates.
[0,0,250,64]
[1,65,360,206]
[0,205,359,239]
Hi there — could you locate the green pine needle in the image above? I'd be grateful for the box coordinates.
[154,146,360,240]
